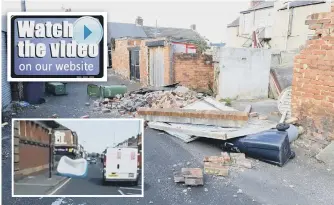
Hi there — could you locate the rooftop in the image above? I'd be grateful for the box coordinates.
[227,17,240,28]
[240,1,274,14]
[279,0,326,10]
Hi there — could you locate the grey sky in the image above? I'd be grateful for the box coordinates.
[55,119,142,153]
[2,0,251,42]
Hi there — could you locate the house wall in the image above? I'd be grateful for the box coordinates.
[14,120,51,179]
[173,53,214,92]
[271,1,331,51]
[217,47,271,100]
[239,7,274,38]
[226,27,246,48]
[228,2,330,52]
[292,6,334,143]
[2,31,11,109]
[54,129,76,147]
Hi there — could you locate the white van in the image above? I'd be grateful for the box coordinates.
[102,147,139,185]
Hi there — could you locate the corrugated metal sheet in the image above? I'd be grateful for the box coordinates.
[2,31,11,109]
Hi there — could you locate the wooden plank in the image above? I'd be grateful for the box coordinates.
[137,107,249,128]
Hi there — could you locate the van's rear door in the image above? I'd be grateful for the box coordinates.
[106,148,138,180]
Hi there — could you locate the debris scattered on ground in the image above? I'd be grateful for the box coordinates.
[80,115,90,118]
[270,111,280,116]
[285,117,298,124]
[249,112,258,117]
[204,188,208,192]
[237,189,243,194]
[174,168,204,186]
[203,152,252,177]
[298,126,305,135]
[244,105,252,113]
[258,115,268,120]
[51,114,58,118]
[92,85,201,114]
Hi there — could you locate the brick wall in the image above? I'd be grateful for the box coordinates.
[292,5,334,142]
[15,120,51,179]
[112,39,131,78]
[174,53,214,93]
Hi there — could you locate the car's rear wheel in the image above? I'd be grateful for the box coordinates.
[133,178,139,186]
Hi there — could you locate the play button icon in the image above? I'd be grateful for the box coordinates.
[73,16,103,44]
[84,25,92,40]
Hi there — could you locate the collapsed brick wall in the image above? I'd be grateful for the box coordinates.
[292,6,334,142]
[173,53,214,93]
[15,121,50,177]
[111,39,132,78]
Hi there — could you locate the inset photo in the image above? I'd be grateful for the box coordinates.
[12,118,143,197]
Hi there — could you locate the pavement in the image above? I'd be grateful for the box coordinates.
[2,71,334,205]
[14,171,69,196]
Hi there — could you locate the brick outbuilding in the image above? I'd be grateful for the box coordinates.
[112,37,214,93]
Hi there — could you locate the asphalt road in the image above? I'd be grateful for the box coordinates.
[53,161,142,196]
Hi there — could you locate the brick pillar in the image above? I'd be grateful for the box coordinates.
[292,4,334,143]
[14,120,20,178]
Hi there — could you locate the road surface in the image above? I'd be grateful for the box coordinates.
[2,128,259,205]
[52,161,142,196]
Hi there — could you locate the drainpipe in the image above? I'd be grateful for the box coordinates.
[48,128,53,178]
[21,0,26,12]
[285,1,290,51]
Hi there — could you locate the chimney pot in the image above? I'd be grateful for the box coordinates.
[190,24,196,30]
[135,16,143,26]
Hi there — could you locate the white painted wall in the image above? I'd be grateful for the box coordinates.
[239,7,274,37]
[226,26,246,48]
[226,1,330,52]
[271,1,331,51]
[217,47,271,100]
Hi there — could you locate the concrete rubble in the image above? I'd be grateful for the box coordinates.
[91,85,280,144]
[92,85,200,114]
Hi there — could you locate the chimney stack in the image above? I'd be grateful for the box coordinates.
[190,24,196,31]
[135,16,143,26]
[250,0,264,8]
